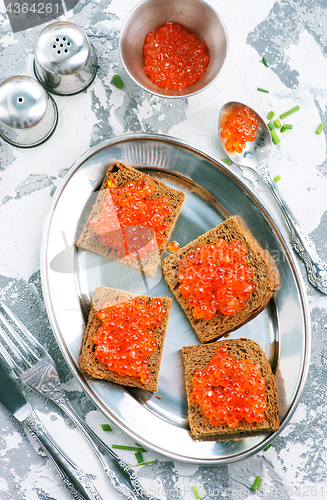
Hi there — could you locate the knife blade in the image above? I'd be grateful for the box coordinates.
[0,361,103,500]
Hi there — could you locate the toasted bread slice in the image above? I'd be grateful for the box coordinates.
[76,162,185,277]
[182,338,280,441]
[79,286,172,392]
[161,216,279,343]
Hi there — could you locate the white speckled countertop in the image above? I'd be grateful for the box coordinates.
[0,1,327,499]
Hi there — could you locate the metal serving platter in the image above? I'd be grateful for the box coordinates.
[41,133,311,464]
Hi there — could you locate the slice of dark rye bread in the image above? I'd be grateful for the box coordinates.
[79,286,172,392]
[161,216,280,343]
[76,162,185,277]
[182,338,280,441]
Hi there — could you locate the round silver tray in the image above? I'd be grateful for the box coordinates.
[41,133,311,464]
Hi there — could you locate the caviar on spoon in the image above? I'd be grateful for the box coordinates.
[218,101,327,294]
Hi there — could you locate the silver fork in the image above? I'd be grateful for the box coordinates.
[0,301,158,500]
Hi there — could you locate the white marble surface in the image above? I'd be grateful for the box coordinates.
[0,0,327,499]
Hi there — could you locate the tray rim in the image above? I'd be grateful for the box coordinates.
[40,132,311,464]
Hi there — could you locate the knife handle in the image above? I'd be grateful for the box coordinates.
[24,410,103,500]
[59,398,158,500]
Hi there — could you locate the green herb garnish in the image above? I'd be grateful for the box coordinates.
[113,74,124,89]
[264,443,272,451]
[270,129,280,145]
[267,111,275,120]
[257,87,269,93]
[280,124,293,133]
[193,485,202,499]
[273,174,281,183]
[267,122,275,131]
[222,158,231,165]
[315,123,325,135]
[262,56,268,67]
[135,451,144,463]
[252,476,263,491]
[279,105,300,119]
[132,461,155,466]
[112,445,146,452]
[273,119,282,128]
[101,424,112,431]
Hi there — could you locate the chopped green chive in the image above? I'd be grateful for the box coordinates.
[270,129,280,145]
[113,74,124,89]
[264,443,272,451]
[134,451,144,464]
[267,122,275,131]
[315,123,325,134]
[273,174,281,183]
[193,485,202,499]
[101,424,112,431]
[132,461,155,466]
[280,124,293,133]
[257,87,269,93]
[279,105,300,119]
[252,476,263,491]
[273,119,282,128]
[267,111,275,120]
[262,56,268,67]
[112,445,147,452]
[222,158,231,165]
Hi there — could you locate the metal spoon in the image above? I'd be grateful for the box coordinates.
[218,100,327,294]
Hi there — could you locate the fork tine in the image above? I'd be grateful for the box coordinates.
[0,309,38,364]
[0,328,21,371]
[0,319,33,371]
[0,301,45,355]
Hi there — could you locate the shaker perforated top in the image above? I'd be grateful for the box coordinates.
[0,76,58,147]
[34,21,98,95]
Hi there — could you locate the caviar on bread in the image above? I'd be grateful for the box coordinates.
[182,339,279,441]
[161,216,279,343]
[79,286,172,392]
[76,162,185,277]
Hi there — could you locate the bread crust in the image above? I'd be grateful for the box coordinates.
[79,286,172,392]
[76,162,185,277]
[161,216,280,343]
[182,338,280,441]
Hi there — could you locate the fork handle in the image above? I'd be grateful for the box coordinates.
[59,399,158,500]
[24,410,103,500]
[265,174,327,294]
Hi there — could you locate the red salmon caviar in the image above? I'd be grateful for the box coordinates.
[191,345,266,427]
[220,105,259,153]
[167,240,180,252]
[90,177,172,259]
[93,297,167,384]
[178,239,256,320]
[143,22,210,90]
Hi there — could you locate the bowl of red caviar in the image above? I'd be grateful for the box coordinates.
[119,0,228,98]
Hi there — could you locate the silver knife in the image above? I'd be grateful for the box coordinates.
[0,361,103,500]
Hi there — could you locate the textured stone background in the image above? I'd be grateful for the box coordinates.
[0,1,327,499]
